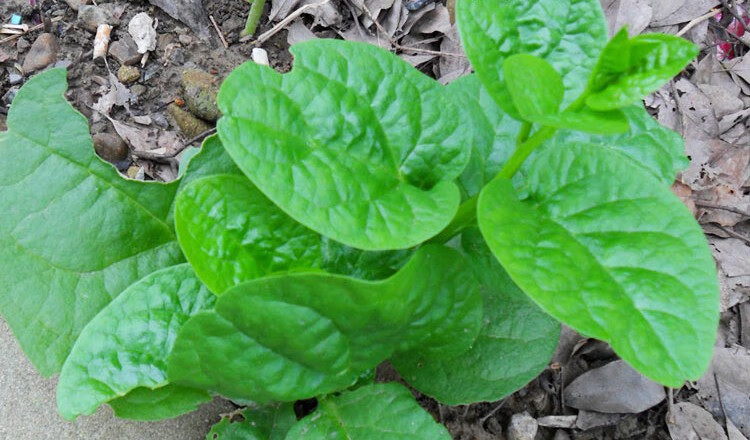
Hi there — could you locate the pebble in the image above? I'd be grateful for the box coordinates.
[8,73,23,85]
[22,33,58,73]
[130,84,147,97]
[117,65,140,84]
[182,69,220,121]
[3,87,19,105]
[16,38,30,53]
[168,103,212,139]
[64,0,91,11]
[507,412,538,440]
[108,37,141,66]
[93,132,129,163]
[54,60,73,69]
[78,4,118,33]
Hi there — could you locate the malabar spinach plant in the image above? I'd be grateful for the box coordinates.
[0,0,718,437]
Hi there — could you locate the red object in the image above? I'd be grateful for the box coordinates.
[716,8,750,60]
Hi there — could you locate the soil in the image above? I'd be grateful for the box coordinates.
[0,0,747,439]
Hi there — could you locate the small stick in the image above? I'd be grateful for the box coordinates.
[716,224,750,244]
[479,399,505,425]
[241,0,330,44]
[676,8,721,37]
[695,201,750,218]
[210,14,229,49]
[0,16,62,44]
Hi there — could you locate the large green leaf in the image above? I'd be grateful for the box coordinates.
[285,383,451,439]
[206,403,296,440]
[450,75,687,189]
[108,385,212,421]
[502,54,627,134]
[167,245,482,402]
[0,69,184,375]
[477,144,719,386]
[176,174,413,293]
[393,228,560,405]
[586,29,698,110]
[57,264,215,420]
[456,0,608,118]
[217,39,469,250]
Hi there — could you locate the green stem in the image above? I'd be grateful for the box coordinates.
[516,122,532,144]
[427,194,478,244]
[243,0,265,37]
[495,126,557,180]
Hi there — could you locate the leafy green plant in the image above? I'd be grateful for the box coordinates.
[0,0,718,437]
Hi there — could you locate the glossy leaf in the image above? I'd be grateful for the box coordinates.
[109,385,211,421]
[0,69,184,375]
[57,264,215,420]
[218,39,469,250]
[586,29,698,110]
[477,144,719,386]
[285,383,451,439]
[393,228,560,405]
[206,403,296,440]
[167,245,482,402]
[503,53,628,133]
[549,104,689,185]
[456,0,608,118]
[176,174,413,293]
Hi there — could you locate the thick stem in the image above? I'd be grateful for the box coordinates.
[427,194,478,244]
[495,126,557,180]
[243,0,266,37]
[516,122,532,144]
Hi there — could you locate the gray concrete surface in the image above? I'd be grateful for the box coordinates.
[0,317,233,439]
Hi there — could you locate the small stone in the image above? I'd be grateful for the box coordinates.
[8,73,22,85]
[64,0,91,11]
[2,87,19,105]
[507,412,538,440]
[78,4,118,33]
[93,132,129,163]
[178,34,192,45]
[108,36,141,66]
[130,84,147,97]
[53,60,73,69]
[22,33,58,73]
[168,103,212,139]
[117,65,140,84]
[16,38,30,53]
[182,69,220,121]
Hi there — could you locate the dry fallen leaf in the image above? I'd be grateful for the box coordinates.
[696,346,750,437]
[667,402,728,440]
[602,0,653,36]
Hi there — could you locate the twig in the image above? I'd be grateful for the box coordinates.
[209,14,229,49]
[241,0,330,44]
[695,201,750,218]
[0,16,62,44]
[666,387,674,424]
[716,224,750,245]
[131,127,217,162]
[676,8,721,37]
[479,399,505,425]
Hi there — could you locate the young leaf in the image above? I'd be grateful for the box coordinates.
[108,385,212,421]
[586,29,699,110]
[285,383,451,439]
[0,69,184,375]
[176,174,414,293]
[206,403,296,440]
[217,39,470,250]
[456,0,608,118]
[57,264,215,420]
[392,228,560,405]
[477,144,719,386]
[503,54,628,133]
[167,245,482,402]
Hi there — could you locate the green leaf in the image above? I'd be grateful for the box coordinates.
[549,104,689,185]
[503,54,627,134]
[285,383,451,439]
[586,29,698,110]
[456,0,608,118]
[477,144,719,386]
[168,245,482,402]
[109,385,212,421]
[57,264,215,420]
[0,69,184,375]
[206,404,296,440]
[176,174,414,293]
[448,75,522,197]
[392,228,560,405]
[217,39,469,250]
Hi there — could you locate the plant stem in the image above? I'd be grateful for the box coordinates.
[495,126,557,180]
[243,0,266,37]
[427,194,478,244]
[516,122,532,144]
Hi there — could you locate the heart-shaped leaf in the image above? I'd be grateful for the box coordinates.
[167,245,482,402]
[57,265,215,420]
[478,144,719,386]
[217,39,470,250]
[207,403,296,440]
